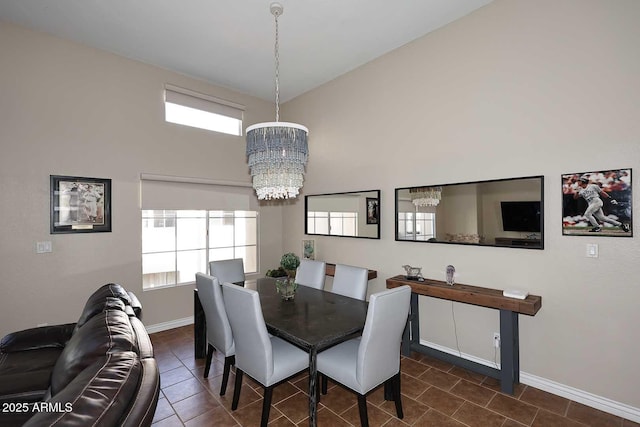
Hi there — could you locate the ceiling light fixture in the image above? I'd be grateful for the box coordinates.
[246,2,309,201]
[410,186,442,207]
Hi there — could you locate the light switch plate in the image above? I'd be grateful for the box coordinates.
[586,243,598,258]
[36,241,52,253]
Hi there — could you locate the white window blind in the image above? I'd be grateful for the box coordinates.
[140,174,257,211]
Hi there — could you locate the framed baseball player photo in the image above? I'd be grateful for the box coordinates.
[561,168,632,237]
[50,175,112,234]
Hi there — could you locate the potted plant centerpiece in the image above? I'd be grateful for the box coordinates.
[276,252,300,300]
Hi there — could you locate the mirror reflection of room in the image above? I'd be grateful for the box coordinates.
[305,190,380,239]
[396,176,543,249]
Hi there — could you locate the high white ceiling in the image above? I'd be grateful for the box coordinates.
[0,0,492,102]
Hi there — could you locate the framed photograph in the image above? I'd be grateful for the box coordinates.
[50,175,112,234]
[561,168,632,237]
[302,239,315,260]
[366,197,379,224]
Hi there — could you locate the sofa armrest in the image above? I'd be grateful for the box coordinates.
[0,323,76,353]
[127,291,143,319]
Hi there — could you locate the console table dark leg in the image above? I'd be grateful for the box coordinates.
[402,293,420,357]
[499,309,519,394]
[194,290,206,359]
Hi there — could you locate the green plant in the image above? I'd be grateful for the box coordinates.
[280,252,300,271]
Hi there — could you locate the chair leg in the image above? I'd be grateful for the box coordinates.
[357,394,369,427]
[321,373,328,394]
[260,386,274,427]
[204,344,214,378]
[231,369,244,410]
[392,373,404,419]
[220,355,234,396]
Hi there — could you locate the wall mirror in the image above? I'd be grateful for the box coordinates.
[305,190,380,239]
[395,176,544,249]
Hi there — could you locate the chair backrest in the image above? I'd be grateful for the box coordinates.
[357,285,411,392]
[221,282,273,385]
[209,258,245,284]
[195,273,234,355]
[331,264,368,300]
[295,259,326,289]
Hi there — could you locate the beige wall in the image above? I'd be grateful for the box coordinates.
[0,21,285,334]
[282,0,640,414]
[1,0,639,419]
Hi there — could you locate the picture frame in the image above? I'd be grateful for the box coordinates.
[561,168,632,237]
[302,239,315,260]
[50,175,112,234]
[366,197,379,224]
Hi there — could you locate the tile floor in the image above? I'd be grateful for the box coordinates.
[150,326,638,427]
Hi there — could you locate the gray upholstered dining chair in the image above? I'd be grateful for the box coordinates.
[195,273,235,396]
[317,285,411,427]
[221,282,309,427]
[331,264,369,300]
[295,259,326,289]
[209,258,245,284]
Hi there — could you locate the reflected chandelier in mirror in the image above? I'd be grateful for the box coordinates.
[305,190,380,239]
[395,176,544,249]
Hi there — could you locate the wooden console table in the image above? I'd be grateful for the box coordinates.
[386,275,541,394]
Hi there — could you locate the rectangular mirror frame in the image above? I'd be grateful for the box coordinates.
[395,176,544,249]
[305,190,381,239]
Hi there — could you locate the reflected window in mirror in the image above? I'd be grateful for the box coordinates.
[305,190,380,239]
[395,176,544,249]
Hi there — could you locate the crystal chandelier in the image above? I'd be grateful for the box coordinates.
[246,2,309,201]
[410,186,442,207]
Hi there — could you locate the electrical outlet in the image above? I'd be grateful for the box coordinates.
[493,332,501,348]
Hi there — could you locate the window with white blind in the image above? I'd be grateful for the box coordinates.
[140,176,258,290]
[164,85,244,136]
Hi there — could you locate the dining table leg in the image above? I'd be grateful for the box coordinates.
[308,347,318,427]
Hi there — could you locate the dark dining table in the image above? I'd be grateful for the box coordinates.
[194,277,369,427]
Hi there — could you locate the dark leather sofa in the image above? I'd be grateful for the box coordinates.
[0,283,159,426]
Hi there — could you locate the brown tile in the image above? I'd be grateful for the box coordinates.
[217,381,262,411]
[157,353,185,373]
[172,391,220,422]
[162,366,198,388]
[163,378,207,404]
[448,366,486,384]
[450,380,496,406]
[400,373,430,399]
[481,376,526,399]
[318,384,357,415]
[366,383,386,406]
[401,357,430,378]
[379,392,429,425]
[419,367,461,391]
[297,406,352,426]
[502,420,528,427]
[414,409,467,426]
[452,401,505,427]
[520,386,570,416]
[152,414,184,426]
[152,397,176,423]
[340,401,392,426]
[566,401,624,427]
[230,398,284,427]
[419,355,456,372]
[271,381,302,405]
[623,419,640,427]
[274,391,312,424]
[268,416,297,426]
[532,409,588,427]
[487,393,538,425]
[416,386,465,416]
[184,405,239,427]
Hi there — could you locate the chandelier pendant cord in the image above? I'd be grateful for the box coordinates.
[273,8,280,122]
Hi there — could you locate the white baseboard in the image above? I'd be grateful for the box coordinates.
[145,316,193,334]
[422,340,640,423]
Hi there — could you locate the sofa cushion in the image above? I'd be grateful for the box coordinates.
[50,309,138,396]
[23,352,141,427]
[0,347,63,403]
